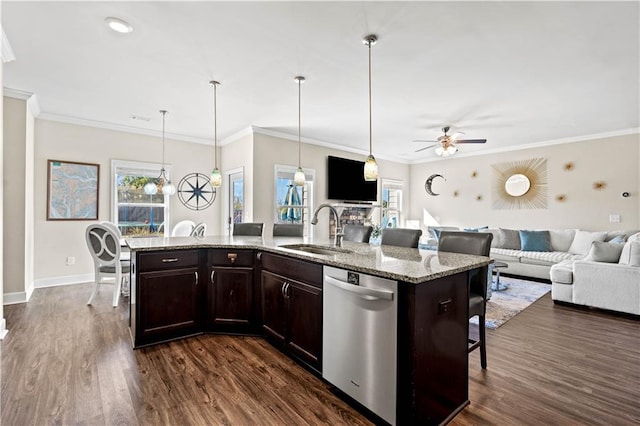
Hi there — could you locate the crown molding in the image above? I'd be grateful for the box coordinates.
[36,112,215,146]
[3,87,42,116]
[249,125,406,163]
[410,127,640,164]
[1,28,16,63]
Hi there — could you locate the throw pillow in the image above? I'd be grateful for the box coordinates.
[568,230,608,255]
[498,228,521,250]
[464,226,489,232]
[519,230,551,252]
[608,235,625,244]
[619,242,640,266]
[586,241,624,263]
[548,229,577,252]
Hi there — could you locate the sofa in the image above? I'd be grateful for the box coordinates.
[550,232,640,315]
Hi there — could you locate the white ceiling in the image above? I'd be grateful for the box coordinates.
[3,1,639,163]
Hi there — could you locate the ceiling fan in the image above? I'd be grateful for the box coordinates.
[413,126,487,157]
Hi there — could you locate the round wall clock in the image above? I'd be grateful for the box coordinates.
[177,172,216,211]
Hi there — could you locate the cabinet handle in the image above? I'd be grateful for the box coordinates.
[161,258,179,263]
[256,252,262,261]
[210,270,215,283]
[195,271,198,285]
[227,253,237,264]
[230,289,234,298]
[281,282,287,299]
[284,282,290,299]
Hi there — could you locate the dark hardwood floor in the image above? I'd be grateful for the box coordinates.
[2,282,639,425]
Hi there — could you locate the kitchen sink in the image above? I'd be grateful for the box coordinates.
[279,244,352,256]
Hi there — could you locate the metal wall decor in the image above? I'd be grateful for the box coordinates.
[177,172,216,210]
[593,181,606,190]
[424,174,445,196]
[492,158,548,209]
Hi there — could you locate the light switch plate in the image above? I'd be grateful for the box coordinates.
[609,214,621,223]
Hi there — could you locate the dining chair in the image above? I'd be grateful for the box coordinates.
[171,220,196,237]
[191,222,207,237]
[343,224,373,243]
[233,222,264,236]
[86,223,131,307]
[380,228,422,248]
[437,230,493,369]
[272,223,304,237]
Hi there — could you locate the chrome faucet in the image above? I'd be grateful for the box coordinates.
[311,203,343,247]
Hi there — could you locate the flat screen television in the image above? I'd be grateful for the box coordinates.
[327,156,377,202]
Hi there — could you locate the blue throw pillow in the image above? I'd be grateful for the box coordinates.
[464,226,489,232]
[519,230,551,252]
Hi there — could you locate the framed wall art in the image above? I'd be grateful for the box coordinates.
[47,159,100,220]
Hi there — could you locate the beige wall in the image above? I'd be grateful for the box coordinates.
[1,1,5,333]
[32,118,218,284]
[3,97,34,298]
[221,132,253,226]
[251,133,411,239]
[408,133,640,232]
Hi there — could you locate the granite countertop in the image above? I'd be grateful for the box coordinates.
[126,235,491,284]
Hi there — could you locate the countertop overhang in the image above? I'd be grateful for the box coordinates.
[126,235,491,284]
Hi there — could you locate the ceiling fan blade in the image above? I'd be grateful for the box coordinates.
[456,139,487,144]
[414,143,438,152]
[412,139,438,143]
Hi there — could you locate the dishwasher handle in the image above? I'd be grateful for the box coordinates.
[324,275,394,301]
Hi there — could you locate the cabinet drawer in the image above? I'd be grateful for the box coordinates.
[210,249,254,267]
[260,252,322,287]
[138,250,200,272]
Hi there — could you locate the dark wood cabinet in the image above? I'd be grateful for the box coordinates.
[132,250,201,347]
[260,252,323,372]
[207,249,255,334]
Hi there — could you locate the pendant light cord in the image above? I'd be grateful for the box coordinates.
[161,110,166,169]
[298,78,301,167]
[368,39,372,156]
[213,82,218,169]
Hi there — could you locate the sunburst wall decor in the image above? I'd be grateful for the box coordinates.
[492,158,548,209]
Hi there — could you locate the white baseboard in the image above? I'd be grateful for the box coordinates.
[3,274,93,305]
[34,274,93,289]
[3,285,34,305]
[0,318,7,339]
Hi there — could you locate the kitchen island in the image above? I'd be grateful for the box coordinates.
[126,235,491,425]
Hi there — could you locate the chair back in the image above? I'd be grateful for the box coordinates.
[172,220,196,236]
[380,228,422,248]
[191,222,207,237]
[233,222,264,236]
[100,221,123,239]
[86,224,121,267]
[438,231,493,297]
[343,225,373,243]
[273,223,304,237]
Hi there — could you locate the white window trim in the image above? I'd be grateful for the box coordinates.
[111,159,172,237]
[274,164,315,237]
[380,178,404,228]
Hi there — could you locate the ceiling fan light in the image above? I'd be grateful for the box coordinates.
[364,155,378,181]
[434,146,445,157]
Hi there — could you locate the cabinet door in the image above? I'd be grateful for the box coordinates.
[138,267,200,343]
[209,266,253,331]
[287,280,322,370]
[261,271,287,343]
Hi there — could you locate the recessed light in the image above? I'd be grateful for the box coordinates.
[105,17,133,34]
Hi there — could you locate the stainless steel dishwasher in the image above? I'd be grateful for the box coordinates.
[322,265,398,425]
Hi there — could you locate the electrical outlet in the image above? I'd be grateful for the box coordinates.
[609,214,621,223]
[66,256,75,266]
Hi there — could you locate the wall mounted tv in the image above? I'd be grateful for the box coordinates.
[327,156,377,202]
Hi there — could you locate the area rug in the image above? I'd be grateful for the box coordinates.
[470,276,551,329]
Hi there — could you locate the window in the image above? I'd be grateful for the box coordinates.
[381,179,403,229]
[111,160,171,237]
[274,165,314,236]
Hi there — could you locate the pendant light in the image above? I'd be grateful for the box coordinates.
[144,110,175,196]
[210,80,222,188]
[363,34,379,181]
[293,76,306,187]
